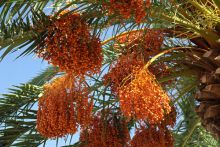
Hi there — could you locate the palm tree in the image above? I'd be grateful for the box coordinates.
[0,0,219,146]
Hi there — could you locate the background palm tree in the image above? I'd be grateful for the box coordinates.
[0,0,220,146]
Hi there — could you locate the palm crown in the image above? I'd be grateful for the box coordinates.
[0,0,220,146]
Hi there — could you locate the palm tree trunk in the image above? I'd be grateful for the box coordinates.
[195,49,220,140]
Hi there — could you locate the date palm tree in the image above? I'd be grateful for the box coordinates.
[0,0,219,146]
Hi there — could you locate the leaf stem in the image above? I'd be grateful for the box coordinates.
[144,47,202,69]
[101,29,144,45]
[181,118,200,147]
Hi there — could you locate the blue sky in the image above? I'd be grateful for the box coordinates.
[0,52,48,94]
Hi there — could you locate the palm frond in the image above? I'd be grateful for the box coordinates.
[173,77,220,146]
[0,10,50,60]
[28,66,59,86]
[0,84,44,146]
[0,84,42,123]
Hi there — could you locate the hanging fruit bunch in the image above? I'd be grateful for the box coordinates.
[35,12,103,75]
[103,0,151,23]
[36,11,102,138]
[113,29,171,82]
[104,29,166,92]
[130,106,176,147]
[79,111,130,147]
[37,75,93,138]
[103,53,171,96]
[103,52,144,95]
[114,29,164,58]
[130,126,174,147]
[103,29,172,124]
[118,69,171,124]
